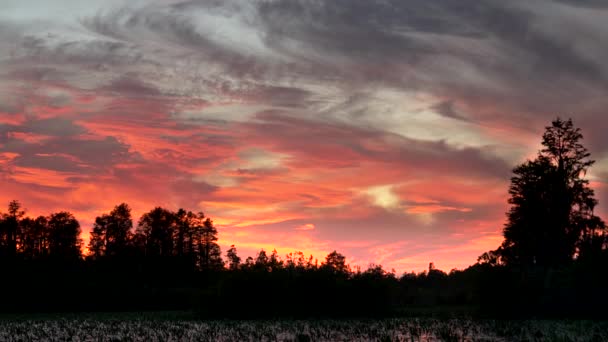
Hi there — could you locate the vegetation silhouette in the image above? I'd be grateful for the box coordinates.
[0,117,607,318]
[480,118,606,267]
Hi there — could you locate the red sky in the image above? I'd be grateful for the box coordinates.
[1,0,608,273]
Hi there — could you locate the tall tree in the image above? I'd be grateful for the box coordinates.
[88,215,108,259]
[174,209,189,258]
[226,245,241,270]
[269,249,283,271]
[174,209,202,261]
[136,207,176,258]
[323,250,349,274]
[285,251,308,270]
[88,203,133,259]
[19,216,49,259]
[197,218,223,270]
[0,200,25,258]
[105,203,133,257]
[47,212,82,261]
[255,249,270,271]
[497,118,606,267]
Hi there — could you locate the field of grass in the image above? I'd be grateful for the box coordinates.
[0,315,606,341]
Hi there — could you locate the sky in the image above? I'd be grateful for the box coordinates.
[1,0,608,273]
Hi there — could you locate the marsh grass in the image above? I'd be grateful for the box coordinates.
[0,315,606,341]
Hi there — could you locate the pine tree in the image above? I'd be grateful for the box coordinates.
[88,203,133,259]
[198,218,223,270]
[226,245,241,270]
[497,118,606,267]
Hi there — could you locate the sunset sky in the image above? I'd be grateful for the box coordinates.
[1,0,608,273]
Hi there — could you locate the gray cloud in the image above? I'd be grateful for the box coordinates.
[256,0,608,96]
[68,0,608,155]
[431,101,471,123]
[2,128,135,175]
[101,74,162,97]
[14,154,84,173]
[3,0,608,163]
[244,111,511,179]
[251,0,608,154]
[553,0,608,9]
[25,118,85,136]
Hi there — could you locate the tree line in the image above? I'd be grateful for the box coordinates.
[0,202,221,268]
[0,199,346,274]
[0,117,607,318]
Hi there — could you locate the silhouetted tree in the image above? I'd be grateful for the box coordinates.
[0,200,25,258]
[173,209,203,269]
[323,250,349,275]
[136,207,176,258]
[88,203,133,259]
[198,218,223,270]
[88,216,106,259]
[362,263,388,279]
[244,256,255,268]
[477,250,500,266]
[226,245,241,270]
[497,118,606,267]
[19,216,49,259]
[285,251,307,270]
[269,249,283,271]
[255,249,270,271]
[174,209,187,257]
[426,262,448,282]
[47,212,82,261]
[105,203,133,257]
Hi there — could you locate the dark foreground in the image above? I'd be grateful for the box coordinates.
[0,313,606,341]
